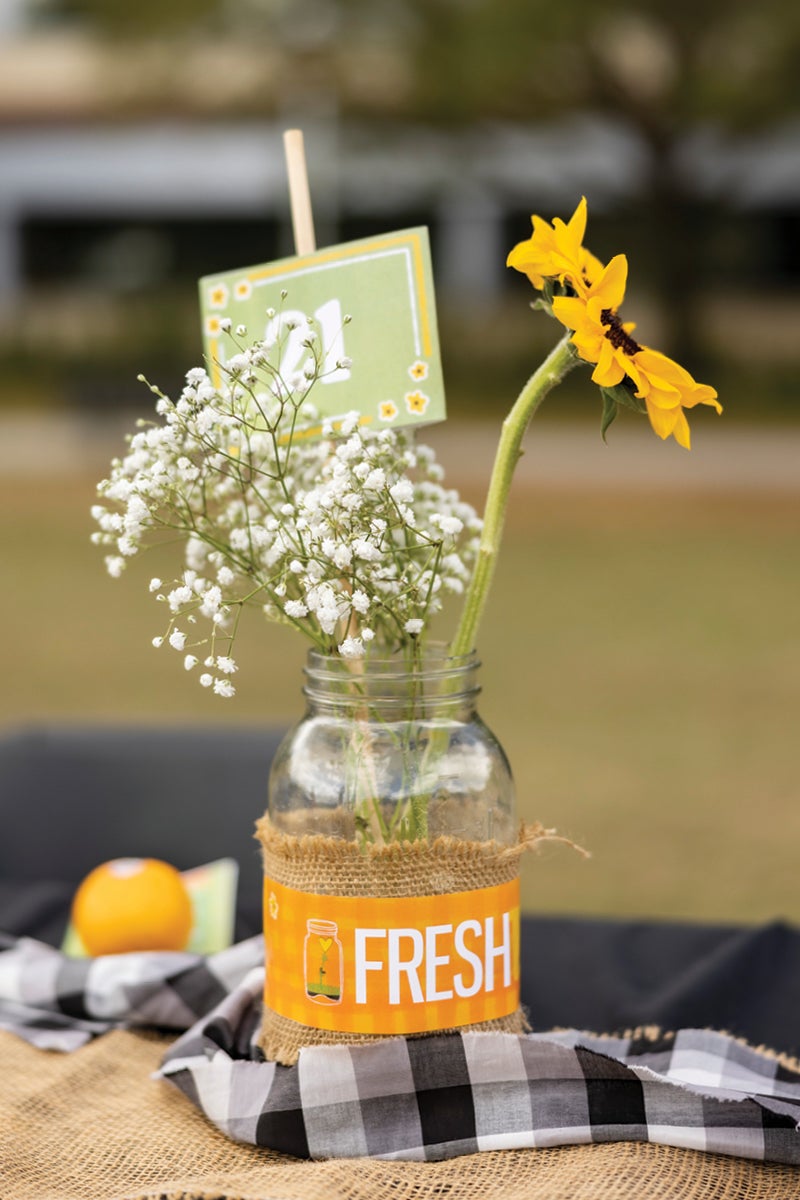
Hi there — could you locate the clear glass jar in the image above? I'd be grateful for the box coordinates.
[268,648,516,846]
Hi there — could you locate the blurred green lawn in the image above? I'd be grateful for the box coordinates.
[2,473,798,927]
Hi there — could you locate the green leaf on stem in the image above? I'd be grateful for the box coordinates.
[599,388,618,442]
[604,380,648,415]
[599,380,650,441]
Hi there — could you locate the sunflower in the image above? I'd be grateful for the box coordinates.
[506,196,604,294]
[551,253,721,449]
[552,255,634,386]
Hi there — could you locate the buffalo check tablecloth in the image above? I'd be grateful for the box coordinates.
[1,932,800,1164]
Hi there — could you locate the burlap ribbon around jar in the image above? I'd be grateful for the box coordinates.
[256,817,576,1066]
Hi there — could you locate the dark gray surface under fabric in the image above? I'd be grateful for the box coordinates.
[1,724,798,1057]
[518,916,800,1058]
[0,724,282,937]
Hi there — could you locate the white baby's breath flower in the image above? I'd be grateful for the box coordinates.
[201,585,222,614]
[340,412,360,436]
[317,606,340,636]
[431,513,464,536]
[363,468,386,491]
[389,479,414,505]
[284,599,309,618]
[216,656,238,674]
[105,556,125,578]
[184,654,198,670]
[338,636,365,659]
[169,629,186,651]
[404,619,424,635]
[152,636,164,648]
[168,585,193,611]
[199,673,213,687]
[149,577,162,592]
[351,590,370,614]
[352,538,382,563]
[213,678,236,698]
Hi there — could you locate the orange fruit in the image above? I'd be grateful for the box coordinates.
[71,858,194,955]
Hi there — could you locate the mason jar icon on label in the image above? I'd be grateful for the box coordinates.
[304,919,343,1004]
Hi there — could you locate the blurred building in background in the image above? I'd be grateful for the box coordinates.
[1,0,799,416]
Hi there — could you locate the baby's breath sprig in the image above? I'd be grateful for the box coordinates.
[93,311,480,697]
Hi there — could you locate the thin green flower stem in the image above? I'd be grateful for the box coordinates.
[449,333,580,658]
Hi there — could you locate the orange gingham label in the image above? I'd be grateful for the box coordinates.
[264,877,520,1035]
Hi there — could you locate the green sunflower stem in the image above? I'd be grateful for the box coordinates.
[449,333,579,659]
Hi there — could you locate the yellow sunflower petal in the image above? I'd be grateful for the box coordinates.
[551,295,587,330]
[570,329,606,359]
[555,196,588,262]
[506,241,533,269]
[594,254,628,311]
[632,350,682,400]
[637,348,721,414]
[671,407,692,449]
[568,196,588,244]
[637,349,692,387]
[591,339,626,387]
[531,214,555,239]
[645,382,684,408]
[645,398,680,441]
[580,247,605,288]
[683,383,722,413]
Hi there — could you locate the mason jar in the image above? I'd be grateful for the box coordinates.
[268,647,516,847]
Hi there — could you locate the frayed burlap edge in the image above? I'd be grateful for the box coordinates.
[255,817,584,897]
[255,819,581,1065]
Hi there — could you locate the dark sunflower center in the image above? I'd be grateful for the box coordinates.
[600,309,641,355]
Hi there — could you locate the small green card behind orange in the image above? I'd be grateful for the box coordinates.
[199,227,446,432]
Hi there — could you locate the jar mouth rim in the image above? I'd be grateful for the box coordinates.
[305,644,480,685]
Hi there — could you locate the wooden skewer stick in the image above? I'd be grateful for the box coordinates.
[283,129,317,256]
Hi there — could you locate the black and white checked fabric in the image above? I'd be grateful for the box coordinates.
[0,932,262,1051]
[2,933,800,1164]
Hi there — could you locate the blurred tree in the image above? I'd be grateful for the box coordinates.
[39,0,221,36]
[38,0,800,362]
[397,0,800,359]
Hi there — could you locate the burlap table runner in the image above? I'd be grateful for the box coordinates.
[2,1027,799,1200]
[256,818,551,1064]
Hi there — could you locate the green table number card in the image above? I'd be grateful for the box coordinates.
[199,227,446,433]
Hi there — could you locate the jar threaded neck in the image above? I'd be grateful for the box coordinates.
[302,648,481,715]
